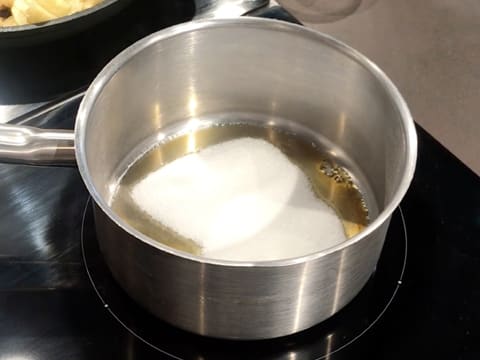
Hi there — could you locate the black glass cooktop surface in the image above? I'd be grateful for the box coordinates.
[0,4,479,360]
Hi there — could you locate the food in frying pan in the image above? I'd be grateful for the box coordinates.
[0,0,103,27]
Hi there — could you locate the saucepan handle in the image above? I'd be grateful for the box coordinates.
[0,124,76,166]
[0,87,84,167]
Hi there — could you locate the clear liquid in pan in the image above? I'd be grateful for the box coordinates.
[110,118,371,260]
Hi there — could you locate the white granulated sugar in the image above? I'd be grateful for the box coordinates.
[131,138,346,261]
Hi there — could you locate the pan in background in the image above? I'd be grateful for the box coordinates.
[0,0,131,45]
[0,0,196,104]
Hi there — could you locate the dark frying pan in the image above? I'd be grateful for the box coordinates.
[0,0,132,46]
[0,0,272,47]
[0,0,197,103]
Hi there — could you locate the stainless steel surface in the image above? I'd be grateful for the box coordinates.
[194,0,269,19]
[296,0,480,175]
[72,18,416,339]
[0,124,75,166]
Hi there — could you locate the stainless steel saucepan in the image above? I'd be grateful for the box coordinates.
[0,18,417,339]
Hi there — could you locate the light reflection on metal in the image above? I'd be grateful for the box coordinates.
[332,252,346,313]
[337,112,347,140]
[194,0,268,19]
[189,95,198,117]
[212,2,245,18]
[153,103,162,127]
[156,132,166,142]
[0,124,75,166]
[184,117,205,153]
[293,262,309,330]
[108,183,117,200]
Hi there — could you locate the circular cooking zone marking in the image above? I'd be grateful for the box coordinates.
[81,197,408,359]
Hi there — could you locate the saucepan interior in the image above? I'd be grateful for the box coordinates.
[76,18,417,264]
[73,18,416,339]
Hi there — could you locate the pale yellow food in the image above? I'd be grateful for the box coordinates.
[0,0,14,8]
[0,15,16,26]
[0,0,103,27]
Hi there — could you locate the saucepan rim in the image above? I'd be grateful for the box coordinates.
[75,17,417,268]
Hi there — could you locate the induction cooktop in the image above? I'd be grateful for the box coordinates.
[0,2,479,359]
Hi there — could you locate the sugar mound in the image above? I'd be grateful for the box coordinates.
[131,138,346,261]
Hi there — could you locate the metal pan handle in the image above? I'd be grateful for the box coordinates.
[0,124,75,166]
[0,88,83,166]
